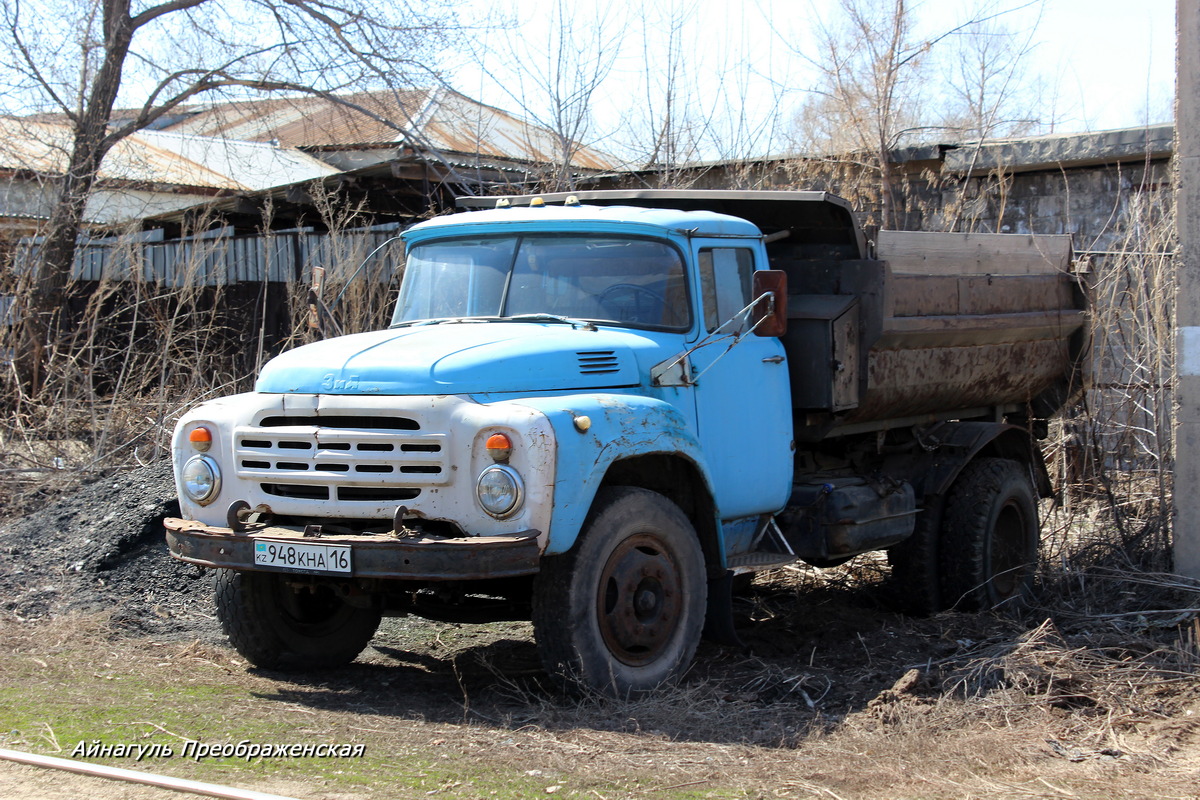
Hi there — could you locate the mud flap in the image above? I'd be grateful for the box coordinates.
[702,570,747,649]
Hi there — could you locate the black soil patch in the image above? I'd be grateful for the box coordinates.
[0,460,215,640]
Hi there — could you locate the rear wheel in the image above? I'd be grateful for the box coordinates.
[215,570,381,670]
[938,458,1039,610]
[532,487,707,696]
[886,505,943,614]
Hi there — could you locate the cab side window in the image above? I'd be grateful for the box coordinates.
[698,247,755,332]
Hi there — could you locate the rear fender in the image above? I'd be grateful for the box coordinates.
[917,422,1051,501]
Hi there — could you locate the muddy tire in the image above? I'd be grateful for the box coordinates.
[532,487,707,696]
[214,570,380,670]
[938,458,1039,611]
[886,504,943,615]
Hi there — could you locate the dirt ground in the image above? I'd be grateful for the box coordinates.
[2,463,1200,799]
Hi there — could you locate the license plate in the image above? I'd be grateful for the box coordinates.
[254,540,352,574]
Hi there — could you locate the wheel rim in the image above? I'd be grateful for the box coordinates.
[596,533,684,667]
[989,500,1031,598]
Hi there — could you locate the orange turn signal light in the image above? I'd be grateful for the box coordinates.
[485,433,513,461]
[188,426,213,452]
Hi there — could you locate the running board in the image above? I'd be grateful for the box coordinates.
[727,516,797,573]
[726,551,799,571]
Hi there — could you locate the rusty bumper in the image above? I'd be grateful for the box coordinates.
[163,518,542,581]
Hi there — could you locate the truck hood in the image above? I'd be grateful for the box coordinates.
[255,323,648,395]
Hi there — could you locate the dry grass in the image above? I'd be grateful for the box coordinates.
[2,601,1199,800]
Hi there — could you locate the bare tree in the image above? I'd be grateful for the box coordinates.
[790,0,933,227]
[936,10,1044,141]
[0,0,459,393]
[604,0,788,187]
[472,0,623,192]
[635,0,703,176]
[787,0,1041,228]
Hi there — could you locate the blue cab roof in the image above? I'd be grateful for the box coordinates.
[404,203,764,240]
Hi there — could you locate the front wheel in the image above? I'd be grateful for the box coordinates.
[939,458,1040,610]
[532,487,707,696]
[214,570,381,670]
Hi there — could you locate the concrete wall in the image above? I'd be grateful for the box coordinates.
[917,127,1174,253]
[605,124,1176,254]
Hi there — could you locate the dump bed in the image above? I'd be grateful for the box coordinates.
[775,229,1085,438]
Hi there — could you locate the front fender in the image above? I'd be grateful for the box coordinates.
[510,393,714,554]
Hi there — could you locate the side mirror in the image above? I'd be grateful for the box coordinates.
[751,270,788,337]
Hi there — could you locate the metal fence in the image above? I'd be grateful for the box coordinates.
[45,224,408,287]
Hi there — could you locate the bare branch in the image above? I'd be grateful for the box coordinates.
[129,0,208,30]
[3,0,77,120]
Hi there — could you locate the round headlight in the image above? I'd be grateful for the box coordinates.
[181,455,221,505]
[476,465,524,518]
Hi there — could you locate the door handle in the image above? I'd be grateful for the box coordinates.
[762,355,785,364]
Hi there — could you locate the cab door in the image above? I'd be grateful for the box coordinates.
[688,243,794,520]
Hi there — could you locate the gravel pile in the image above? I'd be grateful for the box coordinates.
[0,461,217,639]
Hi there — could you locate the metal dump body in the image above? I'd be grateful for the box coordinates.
[777,229,1086,437]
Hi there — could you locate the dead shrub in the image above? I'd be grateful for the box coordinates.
[0,193,401,518]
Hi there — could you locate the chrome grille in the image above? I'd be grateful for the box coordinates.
[234,416,447,503]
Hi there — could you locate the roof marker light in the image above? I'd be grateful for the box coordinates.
[530,197,545,207]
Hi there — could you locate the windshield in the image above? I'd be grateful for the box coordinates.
[391,234,691,330]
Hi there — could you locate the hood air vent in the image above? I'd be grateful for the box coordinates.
[577,350,620,375]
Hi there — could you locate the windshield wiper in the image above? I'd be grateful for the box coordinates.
[501,313,597,331]
[391,313,598,330]
[390,316,498,328]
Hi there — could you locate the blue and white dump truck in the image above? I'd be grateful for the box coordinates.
[164,190,1085,694]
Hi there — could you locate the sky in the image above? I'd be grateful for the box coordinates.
[1013,0,1175,130]
[454,0,1176,160]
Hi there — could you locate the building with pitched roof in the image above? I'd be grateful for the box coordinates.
[110,87,621,233]
[134,87,615,172]
[0,116,341,237]
[1,87,621,239]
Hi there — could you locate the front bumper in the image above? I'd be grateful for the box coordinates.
[164,518,541,581]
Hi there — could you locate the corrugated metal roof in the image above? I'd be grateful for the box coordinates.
[135,130,343,189]
[144,87,619,171]
[0,116,341,191]
[155,89,432,148]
